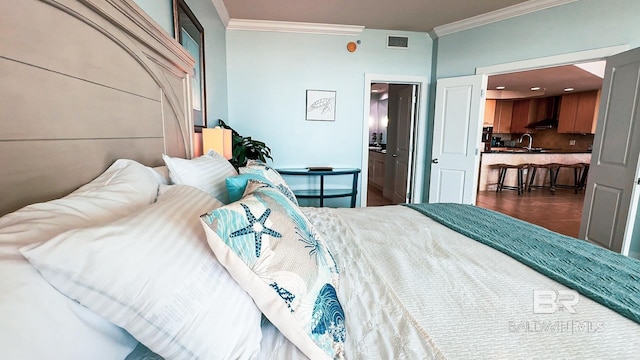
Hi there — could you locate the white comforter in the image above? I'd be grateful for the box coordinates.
[260,205,640,359]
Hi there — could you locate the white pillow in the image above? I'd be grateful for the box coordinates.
[147,165,171,185]
[22,185,264,360]
[162,151,237,203]
[0,159,158,360]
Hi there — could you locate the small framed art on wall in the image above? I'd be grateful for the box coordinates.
[306,90,336,121]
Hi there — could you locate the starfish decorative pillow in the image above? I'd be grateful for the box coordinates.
[200,179,345,359]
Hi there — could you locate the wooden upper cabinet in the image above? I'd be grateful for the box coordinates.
[494,100,513,133]
[557,90,600,134]
[557,93,580,133]
[511,99,536,133]
[484,99,496,126]
[576,90,600,133]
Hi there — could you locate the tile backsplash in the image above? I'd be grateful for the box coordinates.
[493,129,593,151]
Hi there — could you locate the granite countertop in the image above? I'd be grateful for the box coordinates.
[484,147,591,154]
[369,147,387,154]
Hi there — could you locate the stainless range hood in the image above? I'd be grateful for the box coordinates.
[526,96,560,129]
[526,118,558,129]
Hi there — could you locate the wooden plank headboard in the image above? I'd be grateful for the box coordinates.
[0,0,195,216]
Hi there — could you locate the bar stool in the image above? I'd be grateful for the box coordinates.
[527,163,561,194]
[494,163,529,195]
[578,162,590,190]
[554,163,587,194]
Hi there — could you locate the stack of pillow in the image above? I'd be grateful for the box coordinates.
[15,151,345,359]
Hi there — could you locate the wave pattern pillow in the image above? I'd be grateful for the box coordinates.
[22,185,263,360]
[200,180,345,359]
[239,160,298,205]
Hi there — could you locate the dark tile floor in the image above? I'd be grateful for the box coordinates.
[476,189,585,238]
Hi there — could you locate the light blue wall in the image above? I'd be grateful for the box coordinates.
[434,0,640,249]
[428,0,640,195]
[183,0,229,124]
[435,0,640,79]
[132,0,640,214]
[132,0,229,124]
[133,0,173,35]
[226,29,432,205]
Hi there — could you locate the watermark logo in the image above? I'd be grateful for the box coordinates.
[508,290,604,334]
[533,290,579,314]
[508,320,605,334]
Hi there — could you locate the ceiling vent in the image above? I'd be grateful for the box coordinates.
[387,35,409,49]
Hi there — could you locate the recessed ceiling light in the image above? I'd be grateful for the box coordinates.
[496,86,506,90]
[531,87,541,91]
[564,87,575,92]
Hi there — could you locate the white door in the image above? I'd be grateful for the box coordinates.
[580,47,640,255]
[384,84,417,203]
[429,75,487,204]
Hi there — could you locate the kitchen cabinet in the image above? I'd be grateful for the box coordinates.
[511,99,536,133]
[368,151,386,190]
[483,99,512,133]
[510,98,555,133]
[557,90,600,134]
[484,99,496,126]
[494,100,513,133]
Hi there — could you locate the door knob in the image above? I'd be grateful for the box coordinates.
[432,159,439,164]
[392,154,398,157]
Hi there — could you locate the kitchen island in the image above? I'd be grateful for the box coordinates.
[479,150,591,192]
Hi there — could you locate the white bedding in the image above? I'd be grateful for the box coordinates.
[0,159,158,359]
[296,205,640,359]
[207,203,640,359]
[4,161,639,359]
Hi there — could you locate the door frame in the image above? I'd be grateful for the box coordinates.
[362,74,429,206]
[475,45,628,77]
[470,45,629,199]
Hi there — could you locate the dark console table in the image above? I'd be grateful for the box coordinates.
[276,168,361,208]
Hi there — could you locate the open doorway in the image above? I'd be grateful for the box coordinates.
[366,83,418,206]
[427,46,627,231]
[362,74,429,207]
[467,46,629,238]
[476,63,603,237]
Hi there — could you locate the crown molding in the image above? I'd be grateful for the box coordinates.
[433,0,578,37]
[227,19,364,35]
[210,0,230,27]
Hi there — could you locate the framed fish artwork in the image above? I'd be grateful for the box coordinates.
[306,90,336,121]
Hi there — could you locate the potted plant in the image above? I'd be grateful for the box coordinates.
[217,120,273,169]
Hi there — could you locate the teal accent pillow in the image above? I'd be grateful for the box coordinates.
[200,179,345,359]
[226,173,271,203]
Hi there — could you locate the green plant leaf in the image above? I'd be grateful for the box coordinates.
[217,119,272,168]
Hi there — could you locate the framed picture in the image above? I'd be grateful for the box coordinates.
[174,0,206,130]
[306,90,336,121]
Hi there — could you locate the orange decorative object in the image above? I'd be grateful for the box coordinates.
[202,127,233,160]
[346,41,357,52]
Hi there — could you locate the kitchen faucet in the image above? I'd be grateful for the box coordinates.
[519,133,533,151]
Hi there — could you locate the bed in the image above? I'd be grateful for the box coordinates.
[2,1,639,359]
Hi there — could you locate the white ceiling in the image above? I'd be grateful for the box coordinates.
[487,61,605,99]
[222,0,552,33]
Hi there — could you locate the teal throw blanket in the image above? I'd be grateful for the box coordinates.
[405,203,640,325]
